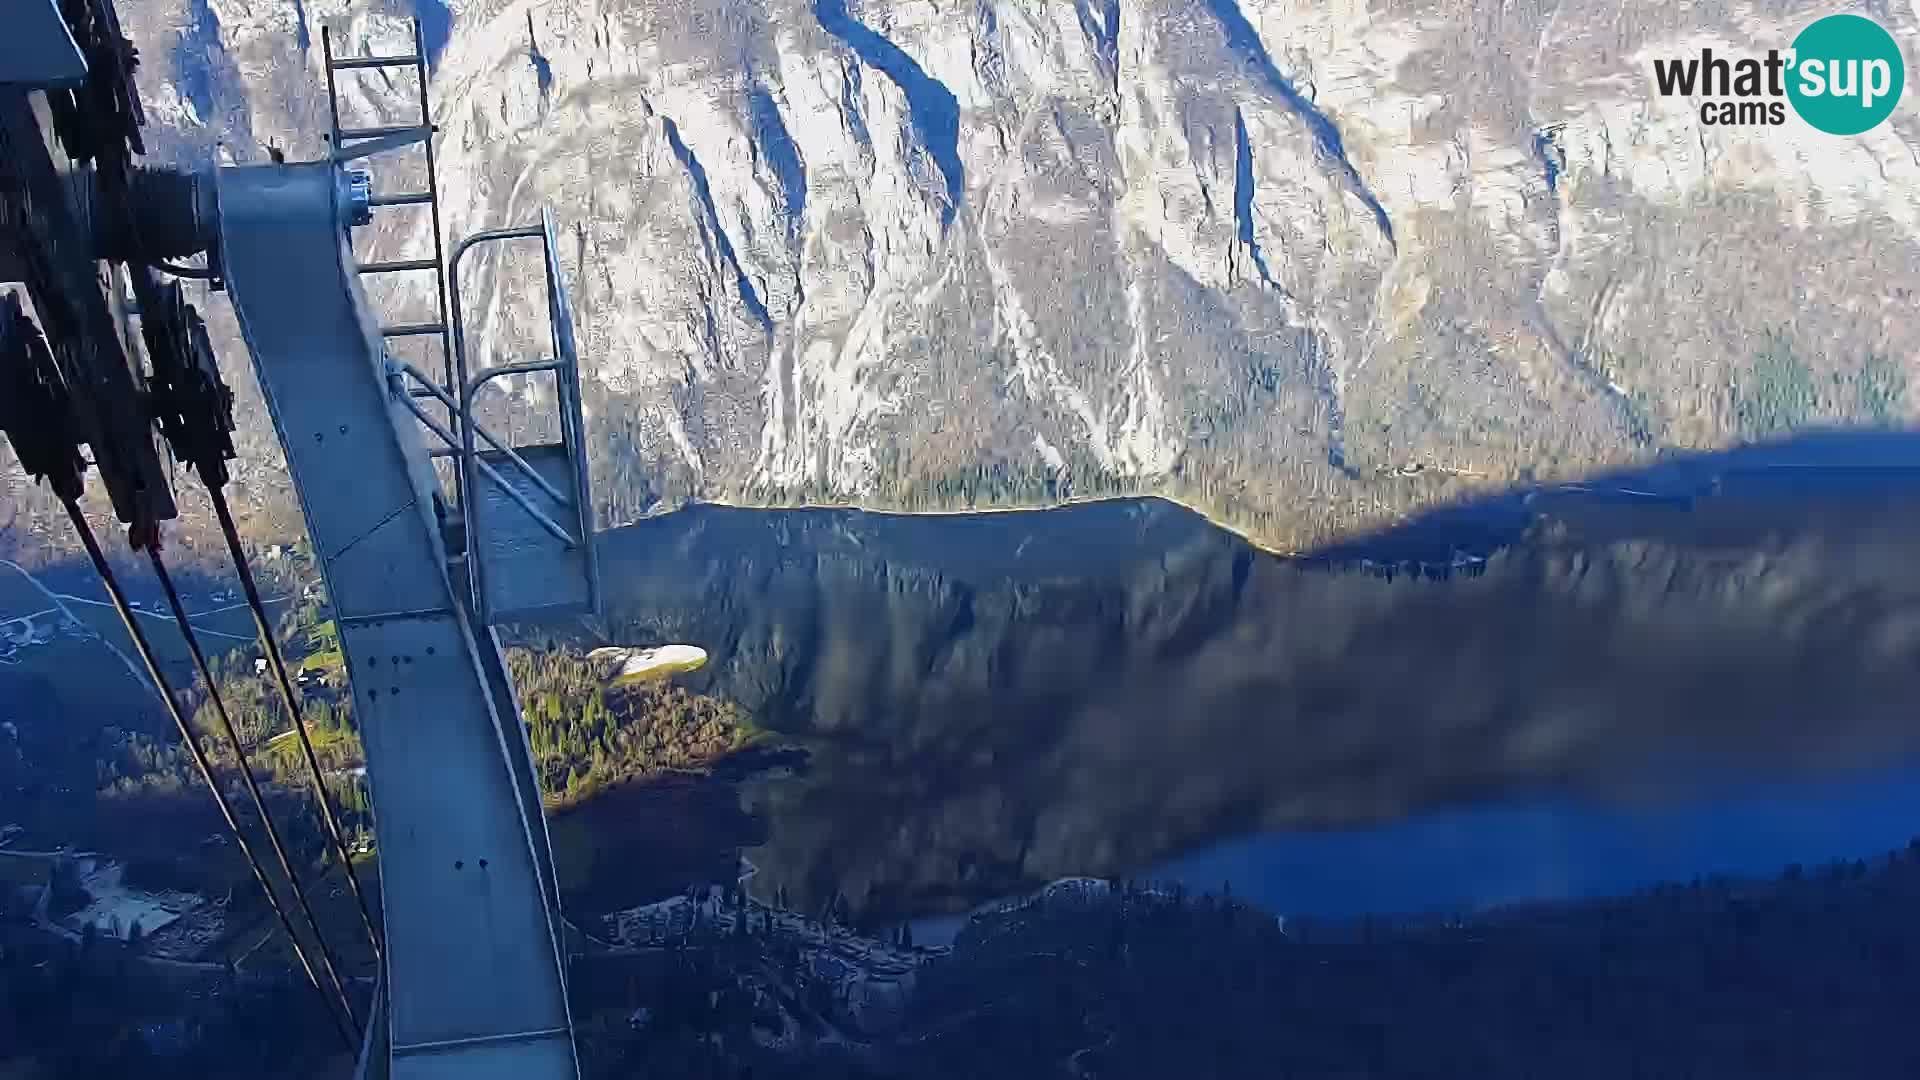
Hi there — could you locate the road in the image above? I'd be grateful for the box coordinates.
[0,557,289,693]
[0,557,152,691]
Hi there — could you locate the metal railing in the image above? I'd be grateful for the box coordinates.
[389,364,577,549]
[425,207,600,624]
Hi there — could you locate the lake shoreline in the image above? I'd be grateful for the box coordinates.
[619,491,1308,557]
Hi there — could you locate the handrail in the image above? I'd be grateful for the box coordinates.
[446,224,546,466]
[447,222,545,405]
[393,360,570,508]
[445,208,599,623]
[538,207,600,617]
[465,357,563,392]
[398,393,577,549]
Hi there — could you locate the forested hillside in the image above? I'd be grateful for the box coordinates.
[507,647,760,807]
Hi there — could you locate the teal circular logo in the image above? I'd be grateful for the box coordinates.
[1787,14,1905,135]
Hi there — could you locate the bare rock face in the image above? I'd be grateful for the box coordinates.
[54,0,1920,553]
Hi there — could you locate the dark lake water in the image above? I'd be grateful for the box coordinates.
[1162,765,1920,919]
[559,436,1920,926]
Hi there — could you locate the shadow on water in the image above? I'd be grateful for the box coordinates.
[548,747,805,921]
[572,432,1920,921]
[549,773,759,921]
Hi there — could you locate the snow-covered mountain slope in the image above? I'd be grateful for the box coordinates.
[48,0,1920,553]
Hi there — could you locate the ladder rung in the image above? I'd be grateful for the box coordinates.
[331,54,423,71]
[370,191,434,207]
[381,322,446,338]
[338,124,431,140]
[359,258,439,274]
[332,128,429,162]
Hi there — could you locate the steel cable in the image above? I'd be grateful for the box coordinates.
[205,486,385,969]
[129,262,384,974]
[142,543,363,1038]
[61,499,357,1048]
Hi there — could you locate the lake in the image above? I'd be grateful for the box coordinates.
[557,438,1920,926]
[1162,765,1920,920]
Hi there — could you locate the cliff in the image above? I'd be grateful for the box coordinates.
[5,0,1913,556]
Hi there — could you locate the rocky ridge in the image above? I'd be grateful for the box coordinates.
[5,0,1918,556]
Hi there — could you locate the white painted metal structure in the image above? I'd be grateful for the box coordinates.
[215,157,588,1079]
[4,7,600,1073]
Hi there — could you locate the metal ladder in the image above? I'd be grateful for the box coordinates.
[320,18,455,389]
[319,17,598,629]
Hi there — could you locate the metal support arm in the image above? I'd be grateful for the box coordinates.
[211,159,578,1080]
